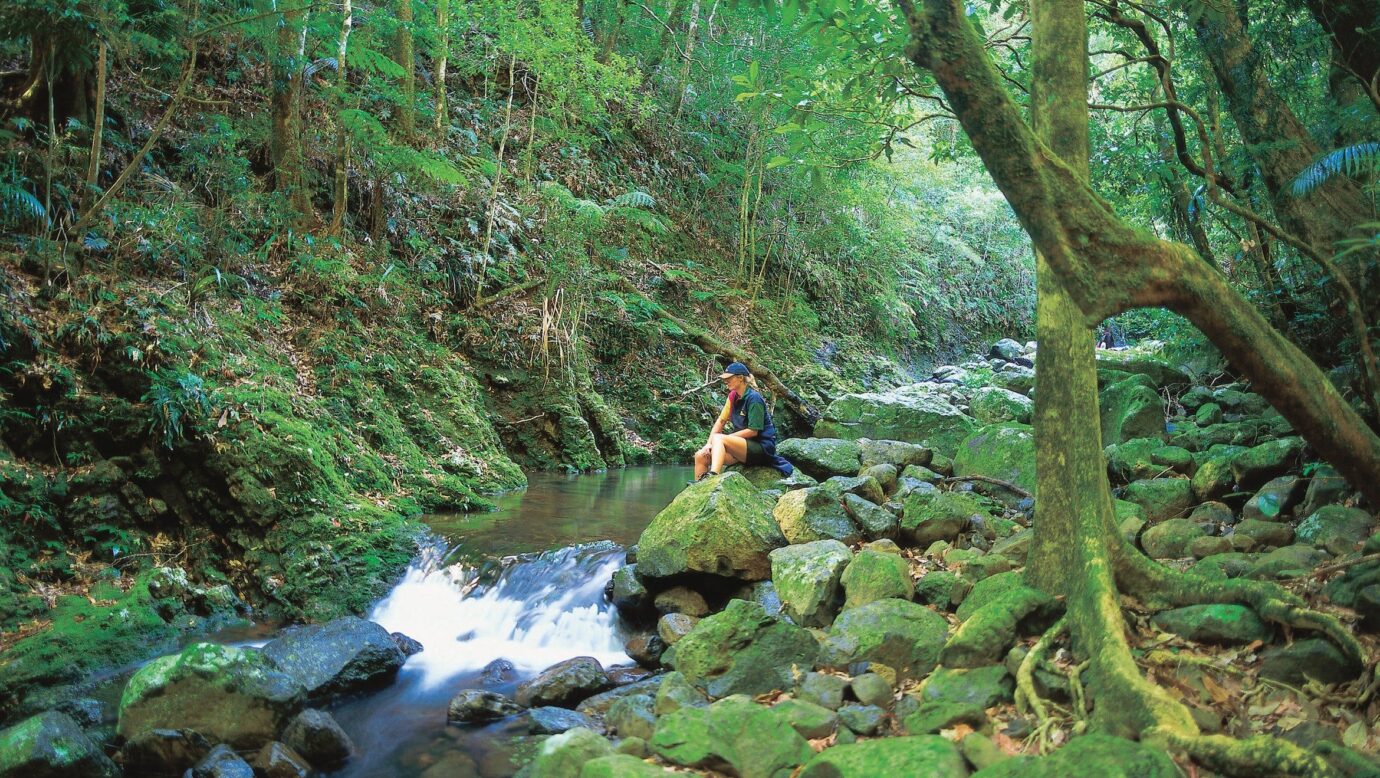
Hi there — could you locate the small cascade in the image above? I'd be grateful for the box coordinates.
[367,541,631,690]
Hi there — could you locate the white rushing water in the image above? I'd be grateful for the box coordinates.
[367,542,631,690]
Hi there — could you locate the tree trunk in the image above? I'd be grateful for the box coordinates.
[435,0,449,134]
[671,0,701,121]
[648,0,691,71]
[1301,0,1380,92]
[272,3,310,218]
[330,0,353,235]
[1153,113,1216,266]
[84,41,107,201]
[1194,2,1377,310]
[398,0,416,142]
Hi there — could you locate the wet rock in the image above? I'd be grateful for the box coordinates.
[1259,638,1363,686]
[516,657,612,708]
[769,539,852,627]
[1151,604,1269,645]
[1232,519,1293,550]
[252,742,311,778]
[1295,506,1375,555]
[858,439,934,469]
[776,438,863,480]
[188,745,254,778]
[580,753,673,777]
[0,711,117,778]
[1141,518,1206,559]
[953,423,1036,506]
[522,727,613,778]
[261,616,405,701]
[842,493,900,540]
[448,689,524,724]
[840,547,914,611]
[635,472,784,581]
[902,700,987,735]
[52,698,104,729]
[611,565,649,612]
[1100,375,1165,446]
[657,613,699,645]
[1232,437,1306,491]
[773,486,861,545]
[117,643,303,750]
[391,632,424,657]
[820,599,948,682]
[901,490,983,547]
[1121,477,1194,522]
[663,600,818,697]
[624,632,665,668]
[1241,476,1304,522]
[651,695,813,778]
[420,750,480,778]
[922,665,1013,707]
[526,706,598,735]
[1299,464,1349,517]
[281,708,353,769]
[480,658,518,685]
[119,728,214,775]
[971,387,1033,425]
[815,387,977,457]
[605,695,656,740]
[576,676,665,718]
[798,735,965,777]
[653,586,709,617]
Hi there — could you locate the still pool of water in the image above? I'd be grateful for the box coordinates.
[328,465,691,778]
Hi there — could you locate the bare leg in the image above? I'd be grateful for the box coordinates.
[710,434,749,474]
[693,445,711,479]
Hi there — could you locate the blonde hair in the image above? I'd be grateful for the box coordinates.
[745,374,760,392]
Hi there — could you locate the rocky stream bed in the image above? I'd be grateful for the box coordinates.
[2,341,1377,777]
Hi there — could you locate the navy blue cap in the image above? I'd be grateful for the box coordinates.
[719,362,751,378]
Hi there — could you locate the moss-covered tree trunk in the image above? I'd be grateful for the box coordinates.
[271,5,310,219]
[330,0,353,235]
[435,0,449,134]
[398,0,416,142]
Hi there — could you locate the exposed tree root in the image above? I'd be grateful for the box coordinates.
[1156,730,1344,778]
[1015,615,1066,741]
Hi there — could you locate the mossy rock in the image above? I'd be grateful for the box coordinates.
[820,599,949,682]
[971,733,1177,777]
[1120,478,1193,522]
[955,570,1023,621]
[840,548,914,611]
[1232,519,1293,550]
[776,438,863,481]
[1190,446,1247,501]
[1231,437,1305,491]
[915,570,961,608]
[824,475,886,506]
[798,735,966,777]
[902,700,987,735]
[815,387,977,458]
[740,466,818,492]
[1093,351,1192,388]
[841,493,900,540]
[664,600,818,698]
[1246,545,1328,579]
[519,727,612,778]
[1150,445,1194,475]
[773,486,862,545]
[1188,552,1257,580]
[857,439,934,469]
[650,695,813,778]
[1259,638,1363,686]
[579,754,676,777]
[1150,605,1269,645]
[1102,438,1161,484]
[769,540,853,627]
[636,473,785,581]
[117,642,304,750]
[953,423,1036,505]
[901,490,986,547]
[1295,506,1375,555]
[1139,518,1205,559]
[921,665,1013,708]
[1099,375,1165,446]
[1240,476,1304,522]
[0,711,118,778]
[970,387,1033,425]
[769,698,840,739]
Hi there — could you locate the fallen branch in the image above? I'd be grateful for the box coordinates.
[496,413,545,426]
[679,379,717,398]
[942,474,1034,499]
[468,277,543,311]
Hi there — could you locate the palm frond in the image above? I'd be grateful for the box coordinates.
[1291,141,1380,197]
[0,182,47,229]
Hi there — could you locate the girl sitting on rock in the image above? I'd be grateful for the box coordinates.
[693,362,794,482]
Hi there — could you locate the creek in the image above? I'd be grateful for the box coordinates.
[326,465,690,777]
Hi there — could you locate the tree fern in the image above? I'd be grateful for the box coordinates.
[0,169,46,230]
[1291,141,1379,196]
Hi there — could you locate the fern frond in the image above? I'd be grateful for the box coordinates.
[0,183,46,228]
[611,190,655,209]
[1291,141,1380,197]
[611,207,669,235]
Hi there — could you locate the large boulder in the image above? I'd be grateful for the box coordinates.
[1231,438,1305,491]
[280,709,353,769]
[448,690,524,724]
[1103,438,1161,484]
[1120,478,1194,523]
[773,487,861,545]
[1295,506,1376,555]
[815,386,977,457]
[970,387,1034,425]
[1151,605,1269,645]
[901,490,987,547]
[0,711,118,778]
[798,735,967,777]
[953,423,1036,504]
[1094,351,1192,388]
[664,600,818,698]
[636,473,785,581]
[1140,519,1206,559]
[1191,446,1247,501]
[769,540,853,627]
[842,493,900,540]
[261,616,405,701]
[118,729,215,776]
[841,547,914,611]
[1099,375,1165,446]
[976,733,1177,777]
[651,695,814,778]
[776,438,862,480]
[820,599,949,682]
[857,439,933,469]
[521,727,613,778]
[118,643,304,750]
[515,657,611,709]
